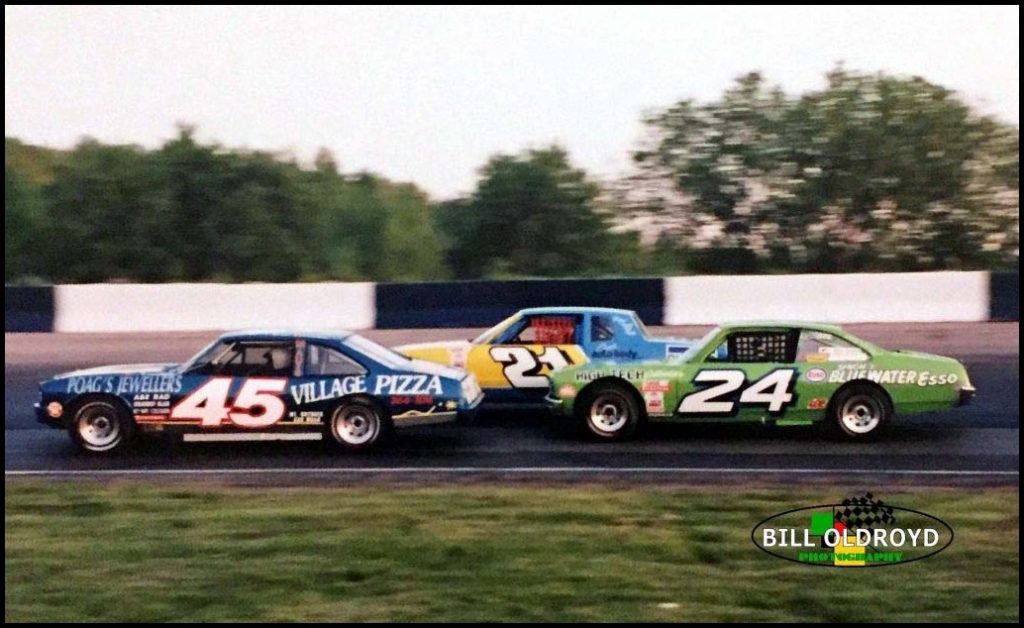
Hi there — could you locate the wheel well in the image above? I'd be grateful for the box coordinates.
[576,377,647,420]
[827,380,894,415]
[325,394,391,423]
[66,394,133,426]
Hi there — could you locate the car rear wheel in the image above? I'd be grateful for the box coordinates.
[69,400,135,454]
[578,383,642,441]
[829,384,891,439]
[326,399,390,451]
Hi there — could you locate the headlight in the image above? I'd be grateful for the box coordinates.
[461,375,481,400]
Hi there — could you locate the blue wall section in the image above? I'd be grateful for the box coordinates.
[5,286,54,332]
[375,278,665,328]
[989,271,1020,321]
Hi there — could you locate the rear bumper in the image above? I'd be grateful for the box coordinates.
[956,386,976,407]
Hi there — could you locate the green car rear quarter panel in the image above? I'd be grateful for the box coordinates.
[550,324,970,425]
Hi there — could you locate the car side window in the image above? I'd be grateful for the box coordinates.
[306,343,366,376]
[796,331,869,362]
[591,316,615,342]
[707,331,797,363]
[508,316,579,345]
[207,341,295,377]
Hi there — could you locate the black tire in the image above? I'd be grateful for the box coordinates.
[325,398,391,451]
[827,383,892,439]
[68,399,135,454]
[576,382,642,441]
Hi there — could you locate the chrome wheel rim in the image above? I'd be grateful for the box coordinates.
[589,394,628,433]
[840,395,882,434]
[332,406,380,445]
[77,405,121,450]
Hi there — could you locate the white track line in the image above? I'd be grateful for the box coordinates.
[4,467,1019,477]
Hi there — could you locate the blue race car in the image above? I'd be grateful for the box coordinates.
[396,307,692,407]
[36,330,484,454]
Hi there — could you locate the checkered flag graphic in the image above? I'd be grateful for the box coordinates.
[835,492,896,530]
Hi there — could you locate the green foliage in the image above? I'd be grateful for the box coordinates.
[4,129,446,283]
[4,166,49,282]
[438,147,638,278]
[632,67,1020,273]
[3,67,1019,283]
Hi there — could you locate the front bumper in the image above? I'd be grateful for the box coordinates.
[544,393,568,415]
[34,402,63,429]
[457,391,485,423]
[956,385,976,407]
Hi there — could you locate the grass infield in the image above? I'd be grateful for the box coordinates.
[5,481,1019,622]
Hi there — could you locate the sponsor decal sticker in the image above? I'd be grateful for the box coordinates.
[821,347,868,362]
[390,395,435,406]
[291,376,367,404]
[666,345,688,362]
[287,410,323,425]
[289,374,443,405]
[613,315,639,336]
[592,349,638,360]
[67,373,183,395]
[575,369,646,382]
[644,391,665,413]
[806,353,829,363]
[805,368,827,383]
[131,392,172,416]
[807,397,828,410]
[827,368,958,386]
[451,345,468,369]
[641,379,671,393]
[558,384,578,398]
[752,492,954,568]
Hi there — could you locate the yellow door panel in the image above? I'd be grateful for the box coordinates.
[469,344,587,389]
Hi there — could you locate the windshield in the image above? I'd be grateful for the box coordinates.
[181,339,232,372]
[630,312,650,338]
[344,334,410,369]
[472,314,520,344]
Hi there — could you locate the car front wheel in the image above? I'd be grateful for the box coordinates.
[578,383,642,441]
[69,400,135,454]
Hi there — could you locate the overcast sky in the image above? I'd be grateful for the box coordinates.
[5,5,1020,198]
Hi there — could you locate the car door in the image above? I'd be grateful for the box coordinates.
[674,329,800,422]
[792,329,872,418]
[291,340,370,426]
[468,314,587,403]
[171,339,297,430]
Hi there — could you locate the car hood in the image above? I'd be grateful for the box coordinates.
[51,362,179,381]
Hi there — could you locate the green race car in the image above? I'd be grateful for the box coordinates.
[547,322,975,440]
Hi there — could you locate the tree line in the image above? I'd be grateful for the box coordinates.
[5,67,1018,283]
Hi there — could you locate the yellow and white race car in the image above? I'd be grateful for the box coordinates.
[395,307,691,407]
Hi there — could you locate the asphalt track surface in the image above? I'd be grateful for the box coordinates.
[5,323,1019,483]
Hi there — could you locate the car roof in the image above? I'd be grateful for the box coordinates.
[716,320,846,334]
[517,306,638,317]
[218,329,355,342]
